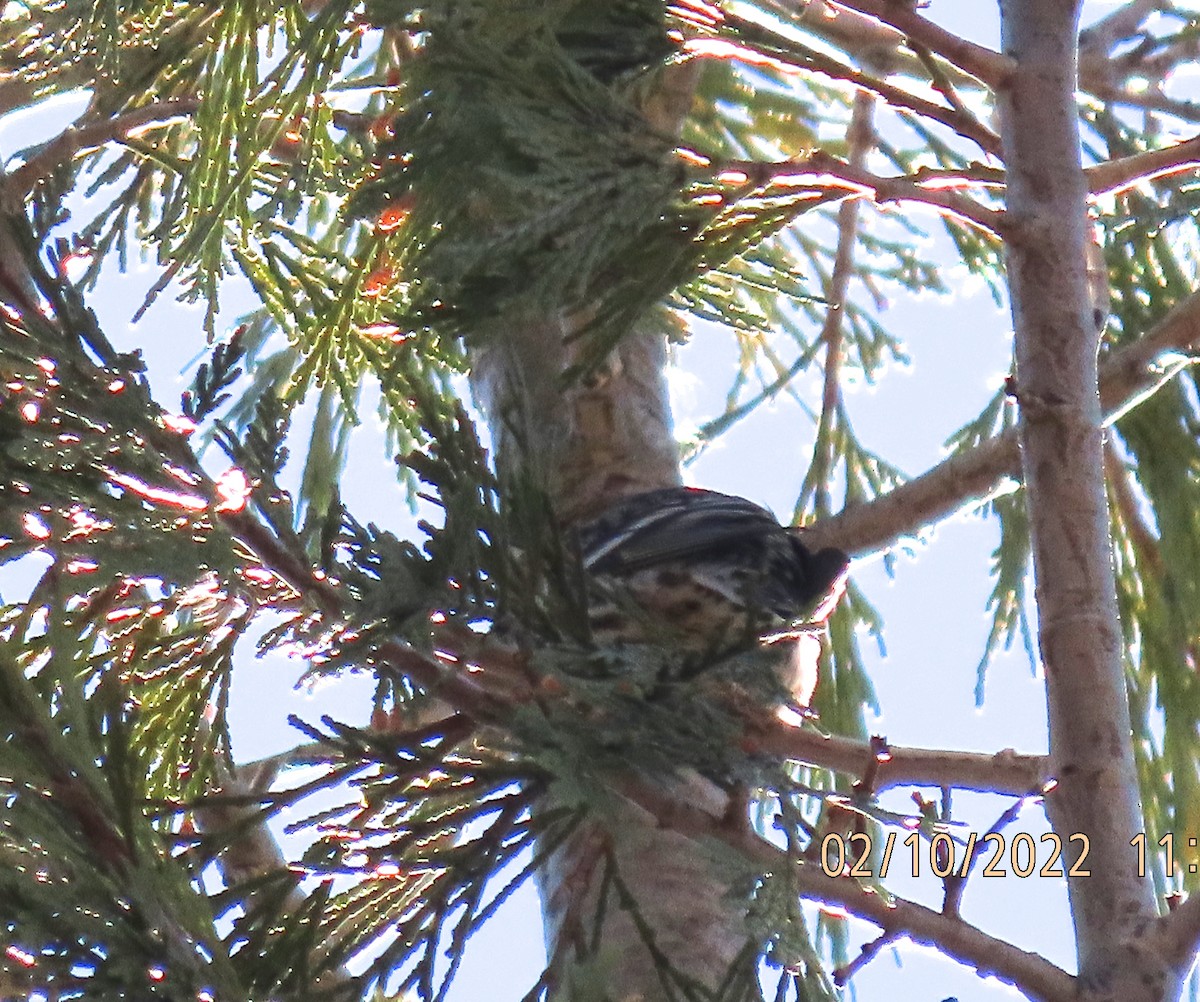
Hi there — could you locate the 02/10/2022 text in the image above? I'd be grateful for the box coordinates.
[819,831,1092,879]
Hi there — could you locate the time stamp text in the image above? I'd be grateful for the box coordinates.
[818,831,1190,879]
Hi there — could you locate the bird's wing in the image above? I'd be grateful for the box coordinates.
[582,489,778,574]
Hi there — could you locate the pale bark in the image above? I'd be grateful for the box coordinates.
[997,2,1168,998]
[469,310,681,524]
[463,52,769,996]
[472,309,758,997]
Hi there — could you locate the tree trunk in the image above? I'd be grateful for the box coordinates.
[465,55,757,997]
[470,304,756,996]
[996,3,1168,998]
[469,310,680,523]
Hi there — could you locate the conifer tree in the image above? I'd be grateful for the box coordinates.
[2,2,1200,1001]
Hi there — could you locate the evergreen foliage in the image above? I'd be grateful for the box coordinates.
[1,1,1199,1000]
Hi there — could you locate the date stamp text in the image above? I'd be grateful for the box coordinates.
[819,831,1091,879]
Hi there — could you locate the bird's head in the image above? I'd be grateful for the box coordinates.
[785,530,850,623]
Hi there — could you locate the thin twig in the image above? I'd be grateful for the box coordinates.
[716,131,1200,226]
[910,42,1001,152]
[832,930,898,986]
[1078,0,1164,57]
[1086,84,1200,124]
[809,90,876,514]
[941,795,1031,917]
[716,150,1004,234]
[1079,0,1182,93]
[8,99,199,197]
[689,9,1004,157]
[1103,439,1163,578]
[828,0,1015,87]
[909,163,1006,188]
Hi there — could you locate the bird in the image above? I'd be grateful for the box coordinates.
[574,486,850,707]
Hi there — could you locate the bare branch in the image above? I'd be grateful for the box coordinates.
[755,0,994,91]
[1156,890,1200,968]
[797,864,1075,1002]
[1086,84,1200,124]
[809,90,877,513]
[1079,0,1191,99]
[748,717,1049,795]
[909,41,1001,151]
[0,74,38,119]
[941,795,1030,918]
[828,0,1015,87]
[832,930,898,987]
[7,100,198,197]
[785,0,906,71]
[198,757,295,892]
[804,433,1019,555]
[1104,440,1163,576]
[716,129,1199,240]
[1078,0,1164,56]
[1098,289,1200,417]
[1136,33,1200,83]
[910,163,1006,187]
[196,752,354,992]
[1087,134,1200,196]
[806,290,1200,557]
[716,150,1004,234]
[691,8,1004,157]
[714,130,1198,238]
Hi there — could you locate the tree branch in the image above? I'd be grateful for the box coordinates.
[832,930,897,987]
[940,795,1029,918]
[1086,134,1200,196]
[609,770,1077,1002]
[749,717,1048,794]
[804,289,1200,557]
[1156,889,1200,968]
[197,748,354,992]
[909,41,1001,152]
[803,433,1020,556]
[1078,0,1163,57]
[1078,0,1190,101]
[689,10,1004,157]
[716,150,1004,234]
[828,0,1015,87]
[1098,289,1200,417]
[780,0,906,72]
[1085,84,1200,124]
[822,0,1190,141]
[715,130,1199,238]
[7,100,199,198]
[795,865,1073,1002]
[252,711,1049,810]
[809,90,876,514]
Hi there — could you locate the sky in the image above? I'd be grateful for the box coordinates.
[0,2,1187,1000]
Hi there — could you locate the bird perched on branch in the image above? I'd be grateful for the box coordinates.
[575,487,850,707]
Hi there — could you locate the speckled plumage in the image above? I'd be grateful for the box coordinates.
[576,488,849,690]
